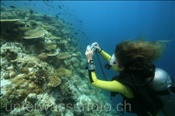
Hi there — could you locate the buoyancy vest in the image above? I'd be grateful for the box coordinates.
[111,64,163,116]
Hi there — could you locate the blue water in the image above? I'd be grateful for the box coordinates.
[2,1,175,116]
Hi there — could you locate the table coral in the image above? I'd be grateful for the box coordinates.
[37,52,48,61]
[56,68,72,77]
[0,19,29,39]
[58,53,71,59]
[23,29,46,39]
[0,19,20,31]
[47,76,62,88]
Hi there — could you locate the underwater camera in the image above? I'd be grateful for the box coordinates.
[90,43,97,53]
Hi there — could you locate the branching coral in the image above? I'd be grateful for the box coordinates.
[45,44,57,51]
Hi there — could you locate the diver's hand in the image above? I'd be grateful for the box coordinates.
[85,45,93,63]
[91,42,101,52]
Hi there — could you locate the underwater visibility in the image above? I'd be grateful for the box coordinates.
[0,1,175,116]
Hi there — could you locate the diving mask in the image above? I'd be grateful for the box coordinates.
[105,54,119,71]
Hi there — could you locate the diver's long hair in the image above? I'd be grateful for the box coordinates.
[115,39,167,71]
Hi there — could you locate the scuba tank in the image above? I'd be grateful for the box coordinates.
[149,68,175,116]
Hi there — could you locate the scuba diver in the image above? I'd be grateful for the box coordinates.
[85,40,175,116]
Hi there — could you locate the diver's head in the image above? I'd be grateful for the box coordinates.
[105,54,122,71]
[109,54,120,71]
[114,39,165,71]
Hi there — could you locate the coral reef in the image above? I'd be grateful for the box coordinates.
[0,5,113,116]
[0,19,29,40]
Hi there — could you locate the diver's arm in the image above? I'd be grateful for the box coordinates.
[99,50,111,62]
[88,67,133,98]
[99,50,120,71]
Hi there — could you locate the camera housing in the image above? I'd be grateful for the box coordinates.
[90,44,96,53]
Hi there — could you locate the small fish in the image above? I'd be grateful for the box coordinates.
[82,32,85,35]
[10,5,16,8]
[58,5,61,9]
[29,9,33,14]
[55,15,58,19]
[1,2,5,6]
[77,19,82,23]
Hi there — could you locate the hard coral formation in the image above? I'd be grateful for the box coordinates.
[21,67,29,74]
[1,49,18,62]
[44,43,60,57]
[0,19,20,31]
[47,76,61,87]
[0,19,29,40]
[0,6,112,116]
[26,93,38,104]
[37,52,48,61]
[58,53,71,59]
[1,74,43,111]
[23,29,46,39]
[56,68,72,77]
[46,51,59,57]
